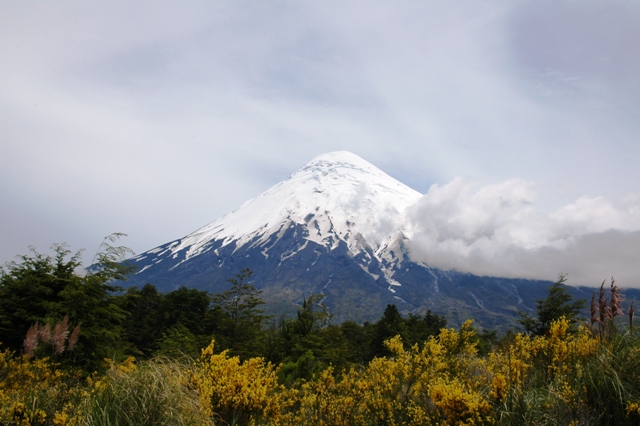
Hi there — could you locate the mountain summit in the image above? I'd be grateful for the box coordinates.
[151,150,424,298]
[171,151,420,268]
[123,152,579,327]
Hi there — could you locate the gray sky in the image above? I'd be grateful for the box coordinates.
[2,1,640,287]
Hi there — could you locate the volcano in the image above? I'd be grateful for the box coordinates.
[122,151,590,328]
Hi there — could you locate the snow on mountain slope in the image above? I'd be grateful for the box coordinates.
[159,151,422,263]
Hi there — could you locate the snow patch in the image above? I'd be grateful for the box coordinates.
[138,264,151,274]
[358,264,380,281]
[468,292,486,310]
[429,270,440,293]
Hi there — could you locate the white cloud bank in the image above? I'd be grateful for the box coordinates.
[405,178,640,287]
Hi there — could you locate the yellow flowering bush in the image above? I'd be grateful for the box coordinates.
[540,319,597,378]
[288,322,493,425]
[193,340,286,425]
[290,366,368,425]
[0,348,84,426]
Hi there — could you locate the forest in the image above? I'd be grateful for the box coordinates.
[1,238,639,425]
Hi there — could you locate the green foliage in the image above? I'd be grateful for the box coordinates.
[518,273,586,336]
[0,244,81,350]
[0,236,132,372]
[117,284,214,358]
[209,268,269,358]
[266,302,449,372]
[269,295,354,381]
[160,286,211,337]
[155,324,200,359]
[87,232,136,282]
[475,328,499,355]
[118,284,164,357]
[405,309,448,347]
[580,331,640,425]
[57,271,127,371]
[292,294,330,337]
[278,350,321,384]
[370,304,407,358]
[516,310,538,336]
[339,320,372,364]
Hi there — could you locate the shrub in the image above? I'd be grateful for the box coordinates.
[193,340,286,425]
[0,348,84,425]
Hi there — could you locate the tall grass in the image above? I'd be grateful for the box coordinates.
[78,357,211,426]
[496,325,640,425]
[579,328,640,425]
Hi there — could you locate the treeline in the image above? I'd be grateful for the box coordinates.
[119,275,462,382]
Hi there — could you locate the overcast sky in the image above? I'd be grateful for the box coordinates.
[2,1,640,287]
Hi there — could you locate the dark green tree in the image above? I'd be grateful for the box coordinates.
[0,244,77,349]
[518,274,586,336]
[340,320,371,364]
[290,296,347,366]
[370,304,407,358]
[117,284,165,356]
[274,295,351,382]
[57,269,127,370]
[292,294,330,338]
[160,286,211,337]
[517,310,538,336]
[209,268,268,358]
[475,328,499,355]
[0,234,134,372]
[278,350,318,384]
[405,310,447,347]
[263,316,289,365]
[155,323,200,358]
[263,296,333,367]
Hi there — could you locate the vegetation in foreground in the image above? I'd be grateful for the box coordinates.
[1,238,639,425]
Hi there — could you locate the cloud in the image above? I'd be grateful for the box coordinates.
[509,0,640,102]
[1,0,640,282]
[405,178,640,287]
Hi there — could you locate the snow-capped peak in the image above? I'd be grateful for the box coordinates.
[167,151,422,260]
